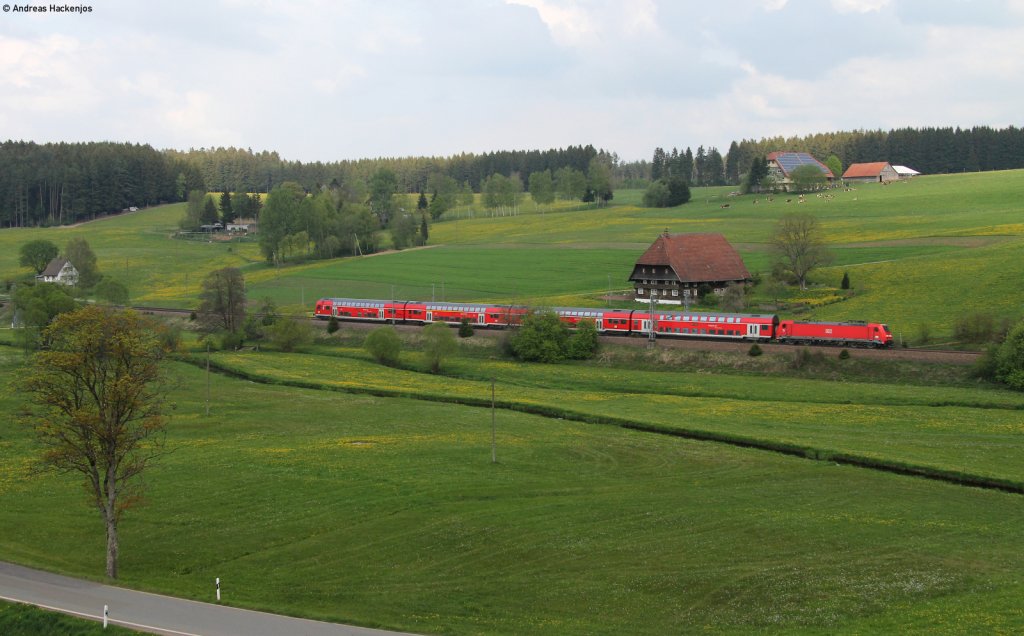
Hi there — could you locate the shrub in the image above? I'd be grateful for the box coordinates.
[915,322,932,346]
[839,348,850,360]
[840,271,850,290]
[567,319,599,360]
[748,343,763,357]
[220,331,244,351]
[269,316,314,352]
[157,324,182,353]
[458,318,474,338]
[954,312,997,344]
[327,316,340,334]
[993,320,1024,390]
[189,311,197,321]
[365,326,401,366]
[94,278,129,305]
[422,322,457,373]
[510,310,569,363]
[243,315,266,341]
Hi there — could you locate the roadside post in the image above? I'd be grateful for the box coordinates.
[216,577,221,602]
[103,604,108,629]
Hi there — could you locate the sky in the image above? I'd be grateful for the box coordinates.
[1,0,1022,163]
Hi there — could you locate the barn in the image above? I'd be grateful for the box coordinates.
[843,162,900,183]
[629,232,751,304]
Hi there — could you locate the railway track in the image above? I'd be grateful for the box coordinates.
[133,305,981,365]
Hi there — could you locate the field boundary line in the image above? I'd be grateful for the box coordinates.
[178,354,1024,496]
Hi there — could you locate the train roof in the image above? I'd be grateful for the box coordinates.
[551,307,779,321]
[780,319,877,326]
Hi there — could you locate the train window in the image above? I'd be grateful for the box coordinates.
[760,325,769,332]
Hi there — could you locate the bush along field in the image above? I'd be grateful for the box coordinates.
[1,346,1022,635]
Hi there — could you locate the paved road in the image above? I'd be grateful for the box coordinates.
[0,561,421,636]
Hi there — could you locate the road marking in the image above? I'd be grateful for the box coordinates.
[0,593,202,636]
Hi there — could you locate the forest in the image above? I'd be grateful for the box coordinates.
[2,125,1023,228]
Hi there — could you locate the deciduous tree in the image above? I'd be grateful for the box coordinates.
[421,322,457,373]
[197,267,246,333]
[365,326,401,366]
[510,310,569,363]
[789,164,827,192]
[20,306,169,579]
[64,237,101,288]
[19,239,59,274]
[771,213,832,290]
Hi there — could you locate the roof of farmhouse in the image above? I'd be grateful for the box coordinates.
[39,258,72,277]
[632,232,751,284]
[767,151,834,178]
[843,162,893,178]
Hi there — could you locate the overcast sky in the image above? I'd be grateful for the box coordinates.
[2,0,1022,162]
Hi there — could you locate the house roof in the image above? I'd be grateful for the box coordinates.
[766,152,834,178]
[39,258,71,278]
[843,162,892,178]
[892,165,920,176]
[632,233,750,283]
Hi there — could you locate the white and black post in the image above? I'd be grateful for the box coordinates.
[216,577,221,602]
[103,604,108,629]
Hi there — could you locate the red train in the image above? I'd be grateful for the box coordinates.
[314,297,894,348]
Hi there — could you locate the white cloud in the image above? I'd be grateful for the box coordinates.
[831,0,891,13]
[0,0,1021,162]
[504,0,597,46]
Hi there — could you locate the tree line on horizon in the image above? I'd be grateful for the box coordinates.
[3,125,1023,228]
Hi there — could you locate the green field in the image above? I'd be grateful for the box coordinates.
[3,171,1024,338]
[1,350,1022,634]
[2,170,1024,634]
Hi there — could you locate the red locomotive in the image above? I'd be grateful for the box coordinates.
[315,297,894,348]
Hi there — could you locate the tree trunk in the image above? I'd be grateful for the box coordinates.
[105,466,119,579]
[106,513,119,579]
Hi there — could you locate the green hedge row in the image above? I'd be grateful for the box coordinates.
[180,354,1024,496]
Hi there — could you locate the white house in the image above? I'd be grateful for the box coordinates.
[36,258,79,286]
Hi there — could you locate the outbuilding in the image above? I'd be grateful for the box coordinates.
[843,162,900,183]
[629,232,751,304]
[892,165,921,178]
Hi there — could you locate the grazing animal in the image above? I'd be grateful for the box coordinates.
[720,203,730,209]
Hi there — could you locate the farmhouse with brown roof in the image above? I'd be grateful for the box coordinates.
[843,162,899,183]
[629,232,751,304]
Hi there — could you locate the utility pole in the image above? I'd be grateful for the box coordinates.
[648,291,656,347]
[205,341,211,416]
[491,378,497,464]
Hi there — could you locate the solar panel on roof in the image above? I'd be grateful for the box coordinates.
[776,152,828,175]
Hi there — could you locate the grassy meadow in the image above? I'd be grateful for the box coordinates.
[2,170,1024,634]
[3,170,1024,338]
[1,349,1022,634]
